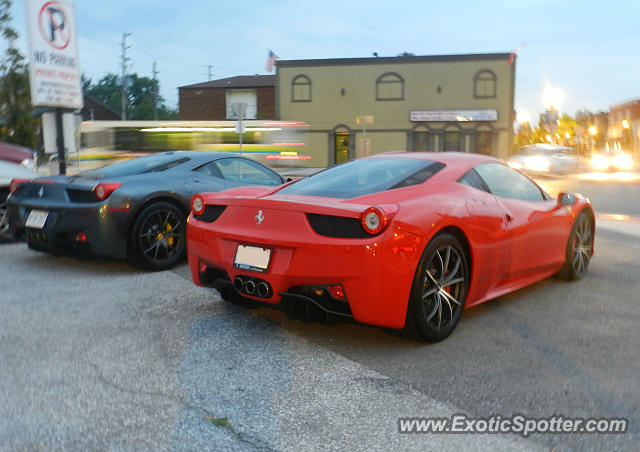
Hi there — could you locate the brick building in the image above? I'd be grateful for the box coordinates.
[81,95,121,121]
[608,99,640,155]
[178,75,275,120]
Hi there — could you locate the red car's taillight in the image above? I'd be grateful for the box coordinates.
[9,178,30,194]
[361,206,389,235]
[94,182,122,201]
[191,194,205,215]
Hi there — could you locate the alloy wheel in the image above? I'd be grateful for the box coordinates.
[0,199,10,241]
[421,244,467,331]
[571,217,592,276]
[138,209,184,263]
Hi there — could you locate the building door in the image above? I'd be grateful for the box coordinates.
[413,131,430,151]
[444,130,461,151]
[335,131,350,164]
[475,130,493,154]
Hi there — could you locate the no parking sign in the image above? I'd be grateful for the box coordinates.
[25,0,83,109]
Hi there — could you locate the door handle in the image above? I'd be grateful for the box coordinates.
[505,213,514,222]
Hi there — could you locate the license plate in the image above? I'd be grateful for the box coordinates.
[234,245,271,273]
[25,209,49,229]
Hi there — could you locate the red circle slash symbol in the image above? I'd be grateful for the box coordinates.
[38,1,71,50]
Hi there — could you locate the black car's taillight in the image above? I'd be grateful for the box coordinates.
[93,182,122,201]
[9,178,30,194]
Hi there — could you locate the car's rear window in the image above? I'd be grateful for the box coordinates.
[80,154,190,178]
[278,157,444,199]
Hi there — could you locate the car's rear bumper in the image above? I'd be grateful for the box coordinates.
[187,215,426,329]
[7,199,130,259]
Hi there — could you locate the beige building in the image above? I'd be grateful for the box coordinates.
[276,53,515,167]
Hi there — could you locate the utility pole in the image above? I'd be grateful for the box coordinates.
[203,65,213,81]
[120,32,132,120]
[152,61,159,120]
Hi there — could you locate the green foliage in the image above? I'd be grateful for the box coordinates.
[85,73,121,113]
[204,417,230,428]
[84,72,178,120]
[514,111,599,155]
[0,0,39,149]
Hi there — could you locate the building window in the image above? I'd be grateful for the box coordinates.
[474,70,496,98]
[475,130,493,154]
[292,74,311,102]
[376,72,404,101]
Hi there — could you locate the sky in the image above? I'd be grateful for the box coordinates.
[8,0,640,124]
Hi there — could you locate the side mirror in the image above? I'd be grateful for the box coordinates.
[558,192,575,205]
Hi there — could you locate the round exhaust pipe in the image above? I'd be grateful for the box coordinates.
[245,280,256,295]
[233,277,244,292]
[257,282,270,298]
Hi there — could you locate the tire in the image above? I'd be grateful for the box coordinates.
[404,233,469,342]
[129,202,186,271]
[557,212,593,280]
[0,189,12,243]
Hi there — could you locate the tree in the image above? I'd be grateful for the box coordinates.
[556,114,578,146]
[513,121,533,150]
[0,0,39,148]
[84,72,177,120]
[84,73,121,113]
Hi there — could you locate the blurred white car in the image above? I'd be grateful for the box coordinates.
[590,148,633,171]
[0,160,40,242]
[508,144,580,175]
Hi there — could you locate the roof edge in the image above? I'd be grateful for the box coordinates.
[276,52,512,68]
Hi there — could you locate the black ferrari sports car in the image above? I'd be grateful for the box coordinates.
[6,151,285,270]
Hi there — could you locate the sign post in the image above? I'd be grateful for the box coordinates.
[356,115,374,157]
[233,102,247,155]
[26,0,83,174]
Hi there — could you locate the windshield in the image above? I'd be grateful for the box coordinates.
[278,157,443,199]
[80,153,190,179]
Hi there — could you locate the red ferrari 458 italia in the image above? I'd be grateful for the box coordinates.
[187,152,594,341]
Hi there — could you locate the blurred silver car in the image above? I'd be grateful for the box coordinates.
[508,144,581,175]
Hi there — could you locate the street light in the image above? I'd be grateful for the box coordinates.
[588,125,598,154]
[622,119,630,129]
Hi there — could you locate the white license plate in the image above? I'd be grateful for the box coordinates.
[234,245,271,272]
[25,209,49,229]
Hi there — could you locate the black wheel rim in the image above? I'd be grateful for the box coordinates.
[572,218,592,275]
[420,245,466,331]
[0,199,10,239]
[138,209,184,263]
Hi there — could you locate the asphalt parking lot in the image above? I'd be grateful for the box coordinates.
[0,243,539,451]
[0,224,638,451]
